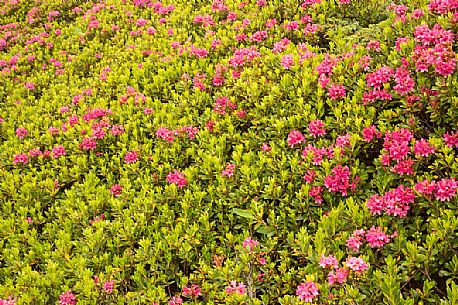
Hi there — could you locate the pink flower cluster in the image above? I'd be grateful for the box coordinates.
[308,119,326,137]
[287,130,305,147]
[222,163,236,177]
[345,257,369,274]
[182,284,202,298]
[110,184,123,197]
[324,165,358,196]
[415,178,458,201]
[124,151,139,164]
[225,281,246,295]
[242,237,259,252]
[168,296,183,305]
[0,297,16,305]
[296,281,319,302]
[166,170,187,189]
[59,290,77,305]
[366,185,415,217]
[103,280,115,293]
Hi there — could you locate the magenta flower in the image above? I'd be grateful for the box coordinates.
[328,267,349,285]
[16,127,28,139]
[103,280,115,294]
[296,281,319,302]
[13,153,28,165]
[319,254,339,269]
[287,130,305,147]
[346,257,369,274]
[110,184,123,197]
[166,170,187,189]
[59,290,77,305]
[434,179,458,202]
[222,164,236,177]
[328,84,346,100]
[52,145,66,159]
[182,284,202,298]
[225,281,246,295]
[124,151,139,164]
[308,120,326,137]
[168,296,183,305]
[80,138,97,151]
[365,226,391,248]
[242,237,259,252]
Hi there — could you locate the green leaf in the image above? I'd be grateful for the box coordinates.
[232,208,254,219]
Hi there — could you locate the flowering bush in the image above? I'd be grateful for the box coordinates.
[0,0,457,304]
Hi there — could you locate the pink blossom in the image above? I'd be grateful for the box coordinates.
[288,130,305,147]
[16,127,28,139]
[415,179,437,196]
[308,120,326,137]
[167,170,187,188]
[434,179,458,201]
[328,268,349,285]
[24,82,35,90]
[363,126,378,142]
[124,151,139,164]
[309,186,323,204]
[13,153,28,165]
[296,281,319,302]
[52,145,66,159]
[391,158,415,176]
[261,143,271,152]
[59,290,77,305]
[80,138,97,151]
[443,131,458,148]
[156,127,175,142]
[346,229,365,252]
[182,284,202,298]
[346,257,368,274]
[226,281,246,295]
[110,184,123,197]
[242,237,259,252]
[319,254,339,268]
[222,164,236,177]
[281,54,294,69]
[103,280,115,293]
[324,165,352,196]
[28,147,42,157]
[365,226,391,248]
[414,139,436,157]
[168,296,183,305]
[328,84,346,100]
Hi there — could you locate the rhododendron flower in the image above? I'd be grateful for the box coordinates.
[242,237,259,251]
[308,120,326,137]
[443,131,458,148]
[391,158,415,176]
[365,226,391,248]
[80,138,97,151]
[124,151,139,164]
[346,257,368,274]
[296,281,319,302]
[309,185,323,204]
[319,254,339,268]
[110,184,123,197]
[182,284,202,298]
[13,153,28,165]
[226,281,246,295]
[222,164,236,177]
[415,179,437,195]
[156,127,175,142]
[328,84,346,100]
[414,139,436,157]
[287,130,305,147]
[434,179,458,201]
[261,143,271,151]
[52,145,66,159]
[168,296,183,305]
[328,267,349,285]
[103,280,115,293]
[59,290,77,305]
[16,127,28,139]
[346,229,365,252]
[281,54,294,69]
[28,147,42,157]
[167,170,187,188]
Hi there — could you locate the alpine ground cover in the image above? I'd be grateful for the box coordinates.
[0,0,457,304]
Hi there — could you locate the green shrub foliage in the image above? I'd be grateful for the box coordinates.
[0,0,457,304]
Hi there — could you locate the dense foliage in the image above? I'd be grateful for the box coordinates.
[1,0,457,304]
